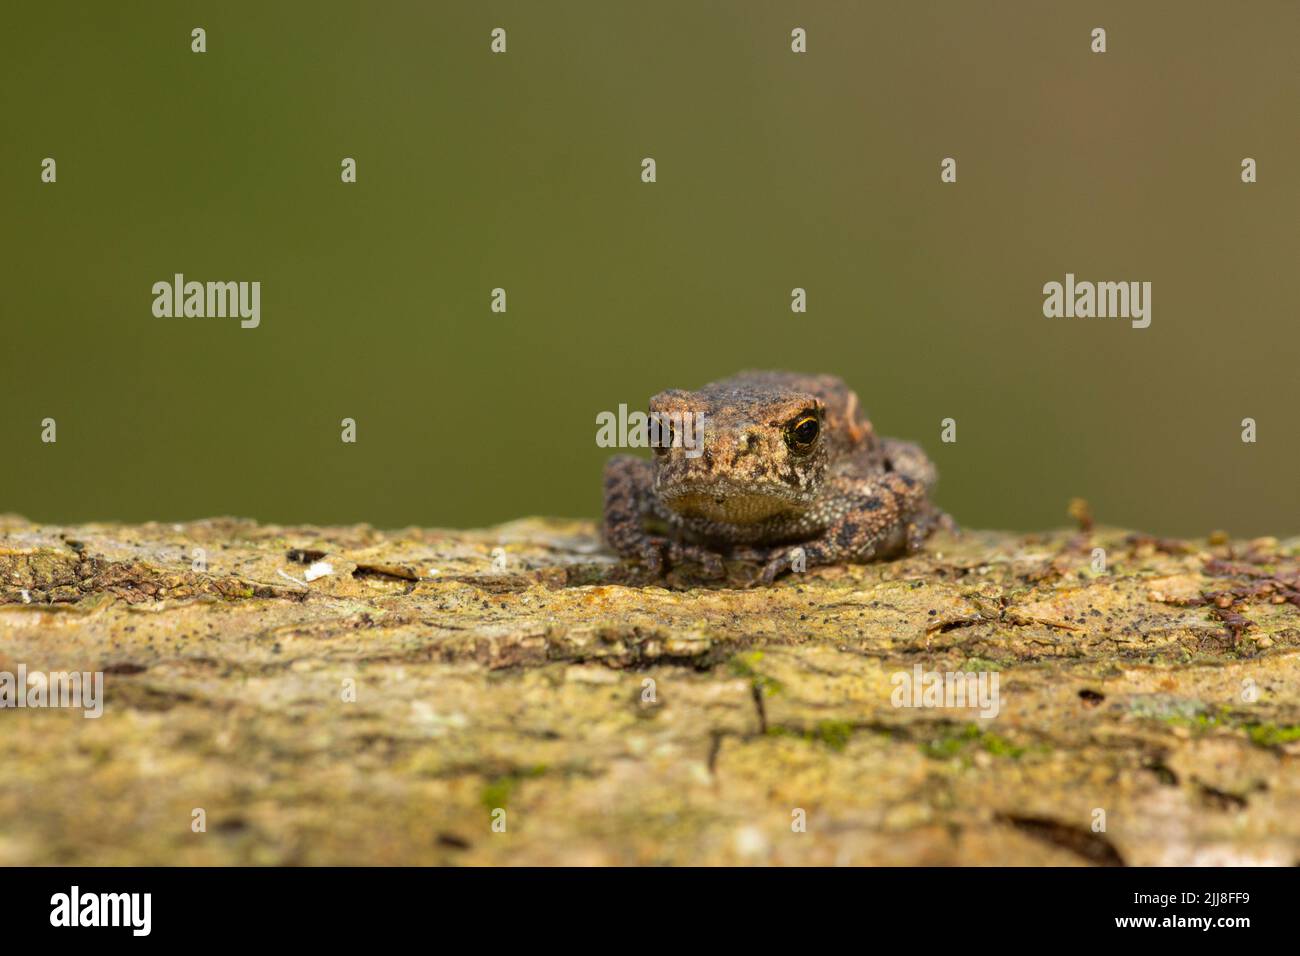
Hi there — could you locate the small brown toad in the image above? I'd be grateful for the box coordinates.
[602,371,946,584]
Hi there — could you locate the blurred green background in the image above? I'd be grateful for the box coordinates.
[3,1,1297,536]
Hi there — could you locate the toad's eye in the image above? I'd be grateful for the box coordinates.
[652,416,675,455]
[786,414,820,451]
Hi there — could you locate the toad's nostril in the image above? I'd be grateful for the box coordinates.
[713,496,725,505]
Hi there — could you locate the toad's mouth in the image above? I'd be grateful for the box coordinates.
[662,490,796,525]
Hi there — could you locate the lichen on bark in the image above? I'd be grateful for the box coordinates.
[1,513,1298,865]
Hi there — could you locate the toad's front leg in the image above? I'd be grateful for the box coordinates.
[602,456,724,577]
[756,473,938,585]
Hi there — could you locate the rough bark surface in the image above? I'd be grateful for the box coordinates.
[1,513,1298,865]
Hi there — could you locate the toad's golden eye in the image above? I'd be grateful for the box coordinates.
[786,414,820,451]
[652,417,675,455]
